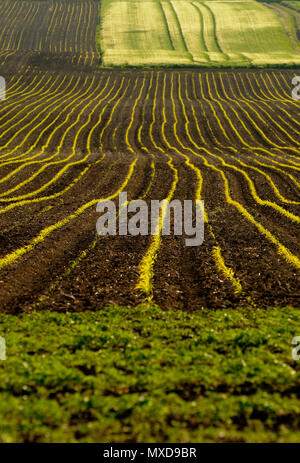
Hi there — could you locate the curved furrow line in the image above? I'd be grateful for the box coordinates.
[243,72,300,127]
[215,73,300,165]
[0,77,116,200]
[232,73,300,139]
[208,73,299,154]
[135,72,179,299]
[0,75,101,168]
[178,74,300,225]
[185,74,300,206]
[0,75,84,164]
[0,157,138,272]
[174,73,300,273]
[0,75,64,148]
[0,77,82,165]
[0,72,50,122]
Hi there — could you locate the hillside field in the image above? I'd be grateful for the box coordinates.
[0,0,299,444]
[99,0,300,67]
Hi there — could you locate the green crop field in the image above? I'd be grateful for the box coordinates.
[267,2,300,53]
[98,0,300,67]
[1,305,300,443]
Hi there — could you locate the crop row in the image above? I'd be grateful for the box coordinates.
[0,69,298,307]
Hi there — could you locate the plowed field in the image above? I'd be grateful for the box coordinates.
[0,0,299,315]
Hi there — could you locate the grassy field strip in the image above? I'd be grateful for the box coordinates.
[99,0,300,66]
[161,1,188,53]
[101,1,169,53]
[283,0,300,12]
[171,0,208,62]
[267,2,300,53]
[194,1,228,63]
[100,0,191,66]
[210,1,299,65]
